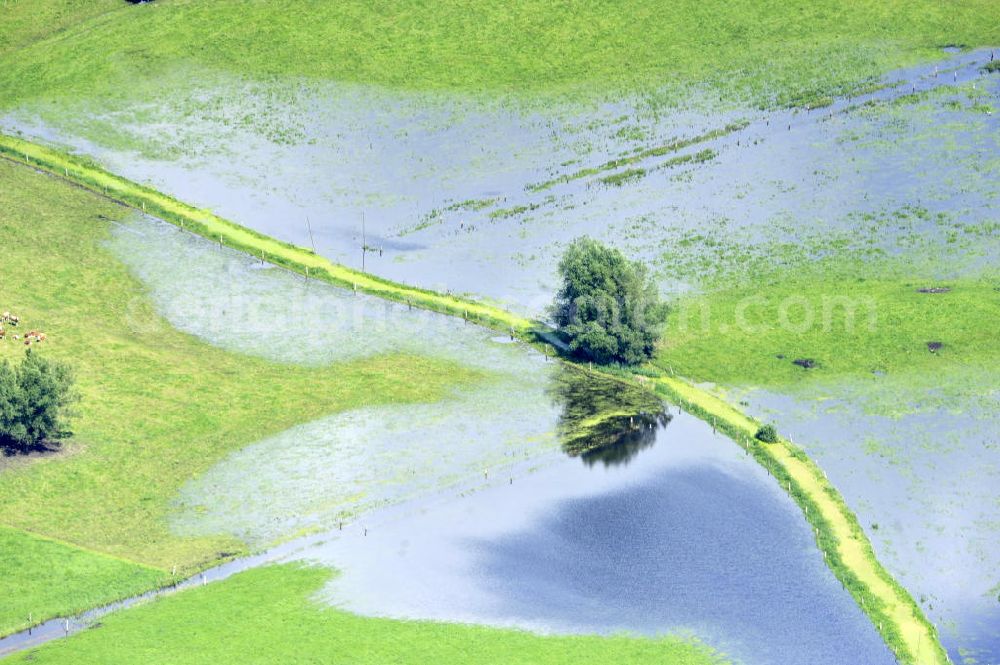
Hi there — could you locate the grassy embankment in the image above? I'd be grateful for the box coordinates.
[0,136,950,664]
[0,157,483,635]
[2,565,726,665]
[1,0,998,108]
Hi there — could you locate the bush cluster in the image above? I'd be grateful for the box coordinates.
[755,424,779,443]
[0,350,77,453]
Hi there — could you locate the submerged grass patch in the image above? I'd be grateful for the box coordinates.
[3,564,728,665]
[0,0,997,107]
[529,123,743,192]
[0,158,481,621]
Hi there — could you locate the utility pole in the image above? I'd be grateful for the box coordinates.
[305,216,316,253]
[361,211,366,272]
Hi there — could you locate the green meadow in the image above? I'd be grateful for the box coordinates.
[3,565,726,665]
[0,0,998,106]
[0,527,165,635]
[0,158,480,633]
[657,269,1000,388]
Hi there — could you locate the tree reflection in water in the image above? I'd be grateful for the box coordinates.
[548,365,671,468]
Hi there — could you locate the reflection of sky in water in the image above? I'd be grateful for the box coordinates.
[288,412,895,665]
[740,381,1000,663]
[6,50,997,314]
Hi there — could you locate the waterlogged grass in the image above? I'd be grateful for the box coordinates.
[600,167,647,187]
[0,0,998,107]
[0,527,166,636]
[2,565,728,665]
[0,159,479,578]
[529,123,743,192]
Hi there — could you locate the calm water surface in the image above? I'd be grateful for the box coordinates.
[290,412,896,665]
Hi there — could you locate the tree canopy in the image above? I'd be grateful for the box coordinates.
[551,237,668,365]
[0,349,77,453]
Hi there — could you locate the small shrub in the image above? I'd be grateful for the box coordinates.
[755,424,779,443]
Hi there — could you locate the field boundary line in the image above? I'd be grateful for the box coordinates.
[0,524,167,574]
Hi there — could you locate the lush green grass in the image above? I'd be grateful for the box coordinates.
[1,0,997,106]
[0,158,480,627]
[656,262,1000,388]
[0,0,120,56]
[1,564,727,665]
[0,527,166,635]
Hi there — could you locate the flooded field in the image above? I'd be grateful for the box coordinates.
[88,213,894,664]
[106,216,563,545]
[4,44,997,664]
[738,372,1000,663]
[5,50,998,313]
[287,409,895,665]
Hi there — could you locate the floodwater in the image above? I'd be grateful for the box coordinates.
[288,410,896,665]
[4,45,998,661]
[0,412,900,665]
[739,377,1000,663]
[5,50,998,313]
[106,216,565,546]
[99,215,896,664]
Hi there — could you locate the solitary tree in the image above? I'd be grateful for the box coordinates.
[0,360,18,444]
[0,350,77,453]
[551,237,668,365]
